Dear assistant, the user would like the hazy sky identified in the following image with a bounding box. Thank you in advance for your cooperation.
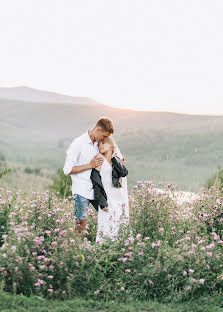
[1,0,223,115]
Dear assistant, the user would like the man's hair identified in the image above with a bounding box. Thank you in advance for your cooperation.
[95,117,114,134]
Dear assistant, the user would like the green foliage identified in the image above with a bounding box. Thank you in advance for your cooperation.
[0,153,11,179]
[0,153,6,161]
[1,292,223,312]
[206,167,223,191]
[48,169,72,198]
[24,167,43,176]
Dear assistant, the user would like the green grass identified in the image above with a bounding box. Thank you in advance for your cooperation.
[0,292,223,312]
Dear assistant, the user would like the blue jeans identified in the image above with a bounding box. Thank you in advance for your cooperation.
[74,194,90,220]
[74,194,99,220]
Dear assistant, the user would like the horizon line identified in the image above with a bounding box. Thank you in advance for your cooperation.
[0,84,223,117]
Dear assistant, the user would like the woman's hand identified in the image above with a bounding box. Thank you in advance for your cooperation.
[102,206,109,212]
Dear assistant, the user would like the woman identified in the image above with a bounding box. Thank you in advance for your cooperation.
[90,137,129,242]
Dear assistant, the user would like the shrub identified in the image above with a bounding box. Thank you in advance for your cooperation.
[24,167,43,176]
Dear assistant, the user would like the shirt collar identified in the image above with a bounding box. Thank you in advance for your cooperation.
[86,131,98,146]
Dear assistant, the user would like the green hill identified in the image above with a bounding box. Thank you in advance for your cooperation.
[1,87,223,191]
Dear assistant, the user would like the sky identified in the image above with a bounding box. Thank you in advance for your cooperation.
[0,0,223,115]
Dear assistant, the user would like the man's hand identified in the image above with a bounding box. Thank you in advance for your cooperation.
[89,154,104,169]
[121,158,127,166]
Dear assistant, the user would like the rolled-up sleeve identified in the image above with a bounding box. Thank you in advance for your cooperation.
[63,140,81,176]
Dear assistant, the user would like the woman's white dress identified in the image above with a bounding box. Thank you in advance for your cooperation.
[96,156,129,243]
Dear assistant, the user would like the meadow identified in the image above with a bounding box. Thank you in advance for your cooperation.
[0,181,223,311]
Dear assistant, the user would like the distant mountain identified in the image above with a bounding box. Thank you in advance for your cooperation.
[0,86,103,106]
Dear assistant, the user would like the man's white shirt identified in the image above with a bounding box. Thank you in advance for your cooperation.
[63,131,99,199]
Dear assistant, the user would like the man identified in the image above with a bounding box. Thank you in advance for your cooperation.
[63,117,114,233]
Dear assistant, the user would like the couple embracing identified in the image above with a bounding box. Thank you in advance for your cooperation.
[63,117,129,242]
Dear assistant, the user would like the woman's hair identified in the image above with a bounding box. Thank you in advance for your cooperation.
[105,136,116,154]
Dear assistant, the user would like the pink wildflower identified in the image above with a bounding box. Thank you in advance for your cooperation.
[11,246,16,253]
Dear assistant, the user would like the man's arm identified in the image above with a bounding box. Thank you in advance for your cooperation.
[63,139,104,176]
[68,156,103,175]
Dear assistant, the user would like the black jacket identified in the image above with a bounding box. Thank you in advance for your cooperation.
[111,156,128,188]
[90,156,128,210]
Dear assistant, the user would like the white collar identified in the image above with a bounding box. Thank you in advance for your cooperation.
[86,131,98,145]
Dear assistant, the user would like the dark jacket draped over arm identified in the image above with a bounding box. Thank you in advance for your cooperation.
[90,169,108,209]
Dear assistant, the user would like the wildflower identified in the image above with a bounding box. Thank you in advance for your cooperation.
[199,278,205,284]
[198,239,205,244]
[11,246,17,253]
[39,265,46,270]
[136,234,142,240]
[125,269,131,273]
[94,290,100,295]
[128,237,134,243]
[120,287,125,291]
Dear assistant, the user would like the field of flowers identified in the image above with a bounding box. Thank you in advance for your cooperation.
[0,181,223,306]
